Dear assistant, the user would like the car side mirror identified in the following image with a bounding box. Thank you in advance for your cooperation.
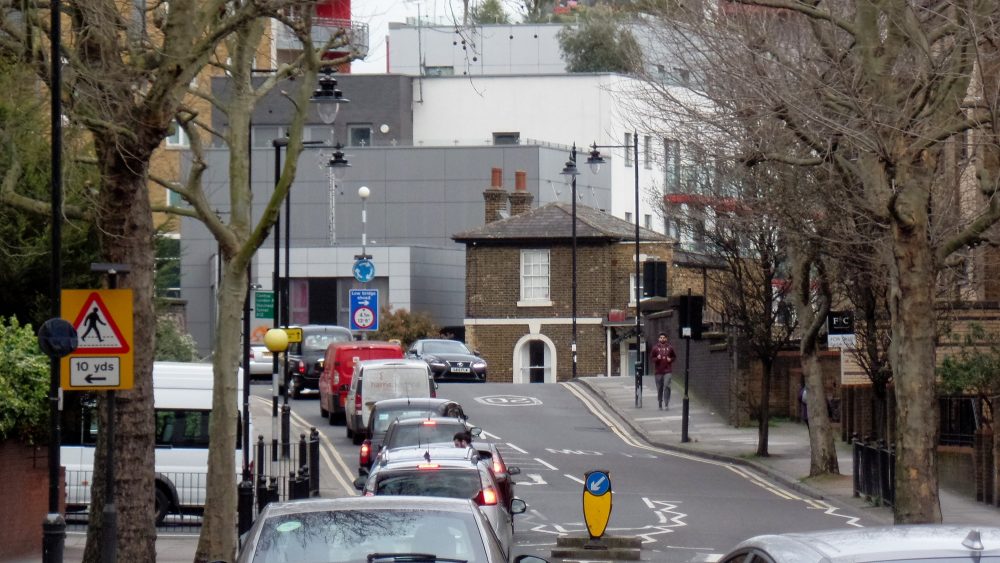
[510,498,527,515]
[352,475,368,490]
[474,350,481,356]
[470,426,482,437]
[513,556,548,563]
[508,466,521,476]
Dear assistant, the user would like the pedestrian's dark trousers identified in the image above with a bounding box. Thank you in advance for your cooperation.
[654,372,672,406]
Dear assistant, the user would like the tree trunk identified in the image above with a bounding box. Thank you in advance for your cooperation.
[888,170,942,524]
[195,262,246,562]
[82,152,157,562]
[803,351,839,475]
[757,358,771,457]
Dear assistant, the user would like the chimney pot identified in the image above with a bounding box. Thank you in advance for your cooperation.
[515,170,527,191]
[491,167,503,189]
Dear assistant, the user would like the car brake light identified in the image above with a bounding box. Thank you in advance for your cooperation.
[421,420,437,426]
[355,392,362,411]
[417,463,440,469]
[360,440,371,466]
[476,487,498,506]
[296,360,305,374]
[249,350,255,360]
[364,491,374,497]
[492,458,506,475]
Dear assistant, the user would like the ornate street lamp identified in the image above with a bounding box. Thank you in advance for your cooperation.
[560,145,580,380]
[586,132,643,407]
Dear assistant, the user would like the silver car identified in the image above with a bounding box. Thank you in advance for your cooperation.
[355,445,526,558]
[720,525,1000,562]
[248,345,274,379]
[238,496,545,563]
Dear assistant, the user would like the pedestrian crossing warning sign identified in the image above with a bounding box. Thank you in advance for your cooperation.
[70,291,130,353]
[61,289,134,390]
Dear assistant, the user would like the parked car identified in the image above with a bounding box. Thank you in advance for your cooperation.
[237,496,547,563]
[374,416,482,465]
[354,445,527,558]
[359,398,467,474]
[318,340,404,425]
[248,345,274,380]
[719,525,1000,563]
[408,338,488,382]
[344,359,437,445]
[284,324,352,399]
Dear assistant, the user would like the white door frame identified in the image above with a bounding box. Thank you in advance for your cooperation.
[512,333,557,384]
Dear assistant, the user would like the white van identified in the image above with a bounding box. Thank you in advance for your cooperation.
[60,362,248,525]
[344,359,436,445]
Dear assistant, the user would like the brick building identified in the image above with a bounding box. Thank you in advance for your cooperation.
[453,170,672,382]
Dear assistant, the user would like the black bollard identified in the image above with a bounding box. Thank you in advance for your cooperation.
[237,480,254,535]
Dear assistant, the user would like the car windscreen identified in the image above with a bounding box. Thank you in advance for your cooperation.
[251,508,489,563]
[303,331,351,353]
[375,470,483,500]
[373,409,439,434]
[423,340,470,354]
[386,422,467,448]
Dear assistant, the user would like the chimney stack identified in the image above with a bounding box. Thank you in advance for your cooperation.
[508,170,533,216]
[483,167,508,223]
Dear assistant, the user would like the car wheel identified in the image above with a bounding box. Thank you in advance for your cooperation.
[346,425,354,439]
[352,430,365,446]
[289,378,300,400]
[320,399,329,419]
[154,487,170,526]
[328,406,336,426]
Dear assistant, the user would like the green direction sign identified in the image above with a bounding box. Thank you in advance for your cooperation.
[255,291,274,319]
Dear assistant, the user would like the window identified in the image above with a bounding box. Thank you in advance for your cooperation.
[625,212,633,223]
[493,132,520,145]
[664,138,680,190]
[625,133,633,167]
[629,272,644,305]
[425,66,454,76]
[644,136,652,169]
[166,121,189,148]
[348,124,372,147]
[644,214,652,229]
[520,249,550,303]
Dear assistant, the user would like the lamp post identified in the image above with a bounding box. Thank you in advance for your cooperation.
[585,132,643,407]
[560,145,580,379]
[263,328,289,477]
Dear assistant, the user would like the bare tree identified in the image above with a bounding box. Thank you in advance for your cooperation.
[0,1,344,559]
[637,0,1000,522]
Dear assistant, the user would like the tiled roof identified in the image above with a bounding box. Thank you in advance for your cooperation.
[452,202,670,243]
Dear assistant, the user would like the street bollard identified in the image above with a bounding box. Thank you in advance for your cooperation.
[281,405,291,459]
[255,435,265,481]
[256,475,269,513]
[265,476,279,506]
[298,433,307,470]
[309,427,320,496]
[237,480,254,535]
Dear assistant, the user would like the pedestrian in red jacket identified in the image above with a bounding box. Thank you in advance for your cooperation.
[651,332,677,410]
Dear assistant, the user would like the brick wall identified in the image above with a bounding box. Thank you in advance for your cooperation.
[0,442,64,560]
[464,238,671,381]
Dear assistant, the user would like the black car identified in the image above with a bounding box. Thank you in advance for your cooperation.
[359,398,467,474]
[409,339,487,382]
[285,324,352,398]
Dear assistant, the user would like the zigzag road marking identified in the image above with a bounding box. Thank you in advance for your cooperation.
[561,382,862,525]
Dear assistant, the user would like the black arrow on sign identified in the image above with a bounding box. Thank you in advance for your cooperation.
[85,374,107,384]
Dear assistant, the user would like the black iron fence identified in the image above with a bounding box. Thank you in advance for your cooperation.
[64,428,321,533]
[852,434,895,507]
[939,395,983,447]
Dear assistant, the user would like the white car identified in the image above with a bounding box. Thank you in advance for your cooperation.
[720,525,1000,562]
[249,345,274,379]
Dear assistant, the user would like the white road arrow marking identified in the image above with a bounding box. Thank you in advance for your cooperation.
[517,473,548,486]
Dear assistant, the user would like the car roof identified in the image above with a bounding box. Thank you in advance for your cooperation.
[360,358,430,369]
[373,398,455,409]
[390,416,468,427]
[732,525,1000,562]
[381,445,479,464]
[260,496,478,518]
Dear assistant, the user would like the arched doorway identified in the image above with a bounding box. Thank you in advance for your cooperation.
[513,334,556,383]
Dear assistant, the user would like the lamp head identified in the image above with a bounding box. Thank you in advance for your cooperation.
[586,145,605,174]
[358,186,370,200]
[327,143,350,168]
[311,67,350,124]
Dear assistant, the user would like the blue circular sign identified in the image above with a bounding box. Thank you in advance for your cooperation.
[585,470,610,496]
[353,259,375,283]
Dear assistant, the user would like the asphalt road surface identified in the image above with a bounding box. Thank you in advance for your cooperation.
[257,381,877,562]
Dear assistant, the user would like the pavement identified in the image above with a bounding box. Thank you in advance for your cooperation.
[42,375,1000,562]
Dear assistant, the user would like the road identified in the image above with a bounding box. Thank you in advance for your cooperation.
[256,381,876,562]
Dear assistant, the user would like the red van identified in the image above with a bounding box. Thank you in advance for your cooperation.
[319,341,404,425]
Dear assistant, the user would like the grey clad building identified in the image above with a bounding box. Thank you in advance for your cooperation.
[181,74,611,355]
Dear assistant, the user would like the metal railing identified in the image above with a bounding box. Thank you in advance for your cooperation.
[939,395,981,447]
[852,435,895,507]
[274,16,369,57]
